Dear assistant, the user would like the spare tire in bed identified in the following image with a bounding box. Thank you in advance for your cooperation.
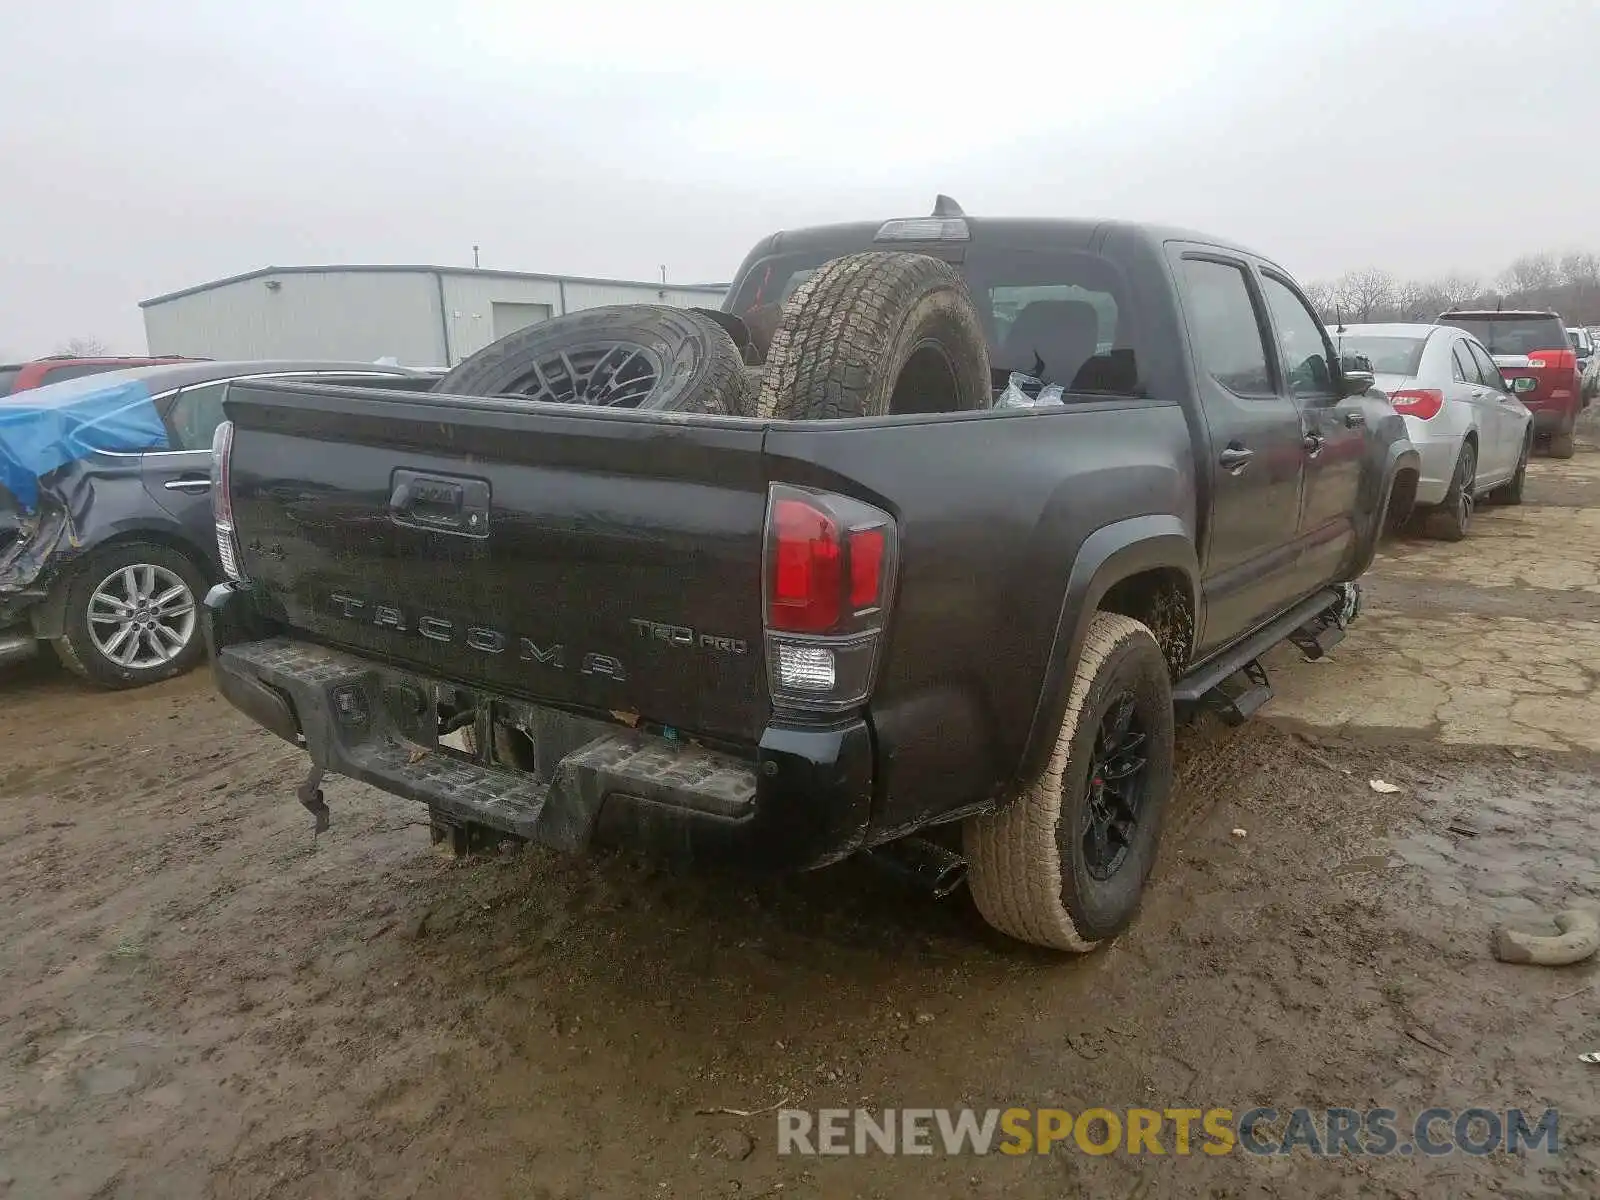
[434,305,745,414]
[755,252,991,420]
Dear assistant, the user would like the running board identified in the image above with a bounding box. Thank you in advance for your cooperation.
[1289,619,1345,660]
[1203,659,1273,726]
[1173,586,1343,714]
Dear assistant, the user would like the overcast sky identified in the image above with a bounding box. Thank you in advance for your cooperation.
[4,0,1597,357]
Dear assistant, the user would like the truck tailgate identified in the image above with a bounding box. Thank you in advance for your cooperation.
[222,381,771,741]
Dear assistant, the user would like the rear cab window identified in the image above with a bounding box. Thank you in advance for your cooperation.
[727,240,1144,398]
[1439,314,1568,356]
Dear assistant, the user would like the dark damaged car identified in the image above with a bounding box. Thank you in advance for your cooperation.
[0,361,435,687]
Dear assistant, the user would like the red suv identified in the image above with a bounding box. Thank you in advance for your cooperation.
[0,356,199,397]
[1436,310,1581,457]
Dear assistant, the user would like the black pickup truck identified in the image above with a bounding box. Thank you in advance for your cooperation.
[204,207,1419,951]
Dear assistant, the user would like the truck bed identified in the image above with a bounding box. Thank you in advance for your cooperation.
[216,378,1196,842]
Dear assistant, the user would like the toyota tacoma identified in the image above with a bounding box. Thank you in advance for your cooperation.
[202,204,1419,950]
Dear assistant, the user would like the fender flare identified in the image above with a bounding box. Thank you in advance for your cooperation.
[1016,514,1198,785]
[1344,441,1421,581]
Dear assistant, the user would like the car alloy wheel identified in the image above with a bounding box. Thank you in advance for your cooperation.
[1080,690,1151,881]
[87,563,197,669]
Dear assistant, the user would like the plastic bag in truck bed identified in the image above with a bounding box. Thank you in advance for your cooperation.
[0,378,168,509]
[995,371,1066,409]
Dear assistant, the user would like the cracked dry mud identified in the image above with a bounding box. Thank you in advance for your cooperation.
[2,441,1598,1199]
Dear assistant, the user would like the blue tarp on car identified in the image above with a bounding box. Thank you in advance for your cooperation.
[0,378,169,509]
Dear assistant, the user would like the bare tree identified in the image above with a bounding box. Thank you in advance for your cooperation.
[1559,252,1600,290]
[1433,273,1483,308]
[1303,280,1338,322]
[1390,279,1429,322]
[1498,253,1559,296]
[54,336,109,357]
[1334,268,1395,323]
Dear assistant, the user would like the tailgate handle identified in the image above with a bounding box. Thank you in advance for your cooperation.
[389,470,490,537]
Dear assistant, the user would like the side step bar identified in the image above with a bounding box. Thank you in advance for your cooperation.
[1288,611,1347,661]
[1174,586,1350,722]
[1204,659,1273,726]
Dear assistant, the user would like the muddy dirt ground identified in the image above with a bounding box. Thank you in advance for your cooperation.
[3,443,1599,1199]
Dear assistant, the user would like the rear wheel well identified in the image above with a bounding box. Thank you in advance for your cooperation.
[33,531,214,641]
[1387,466,1420,531]
[79,531,213,583]
[1097,567,1193,677]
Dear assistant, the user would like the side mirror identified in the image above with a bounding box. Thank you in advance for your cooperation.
[1341,369,1376,397]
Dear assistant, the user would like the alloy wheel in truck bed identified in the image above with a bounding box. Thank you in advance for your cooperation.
[434,305,749,415]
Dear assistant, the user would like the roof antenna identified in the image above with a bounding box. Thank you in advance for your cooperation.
[1334,305,1347,336]
[932,194,965,217]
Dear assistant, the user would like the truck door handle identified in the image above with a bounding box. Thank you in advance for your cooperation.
[1219,445,1254,473]
[163,476,211,493]
[1303,433,1325,458]
[1344,411,1366,427]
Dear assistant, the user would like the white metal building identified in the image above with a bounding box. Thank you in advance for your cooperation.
[139,266,729,367]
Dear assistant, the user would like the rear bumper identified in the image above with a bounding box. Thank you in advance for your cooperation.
[1401,423,1462,507]
[1528,406,1575,435]
[205,584,873,871]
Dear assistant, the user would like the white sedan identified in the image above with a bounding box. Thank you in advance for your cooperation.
[1336,323,1532,541]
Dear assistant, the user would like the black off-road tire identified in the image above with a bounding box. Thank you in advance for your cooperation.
[52,541,208,689]
[1424,440,1476,541]
[1546,429,1576,459]
[435,306,745,415]
[1487,434,1530,506]
[755,252,991,420]
[964,613,1175,951]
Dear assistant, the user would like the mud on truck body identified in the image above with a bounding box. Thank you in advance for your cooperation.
[204,200,1419,950]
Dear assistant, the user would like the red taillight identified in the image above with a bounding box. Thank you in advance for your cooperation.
[1389,388,1444,420]
[763,486,897,711]
[848,528,886,610]
[767,498,892,632]
[770,499,843,633]
[1527,348,1577,372]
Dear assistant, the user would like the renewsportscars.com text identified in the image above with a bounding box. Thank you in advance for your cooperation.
[777,1106,1560,1157]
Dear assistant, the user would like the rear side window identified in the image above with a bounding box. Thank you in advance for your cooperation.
[1180,259,1273,396]
[1466,341,1504,387]
[0,368,19,397]
[165,382,231,450]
